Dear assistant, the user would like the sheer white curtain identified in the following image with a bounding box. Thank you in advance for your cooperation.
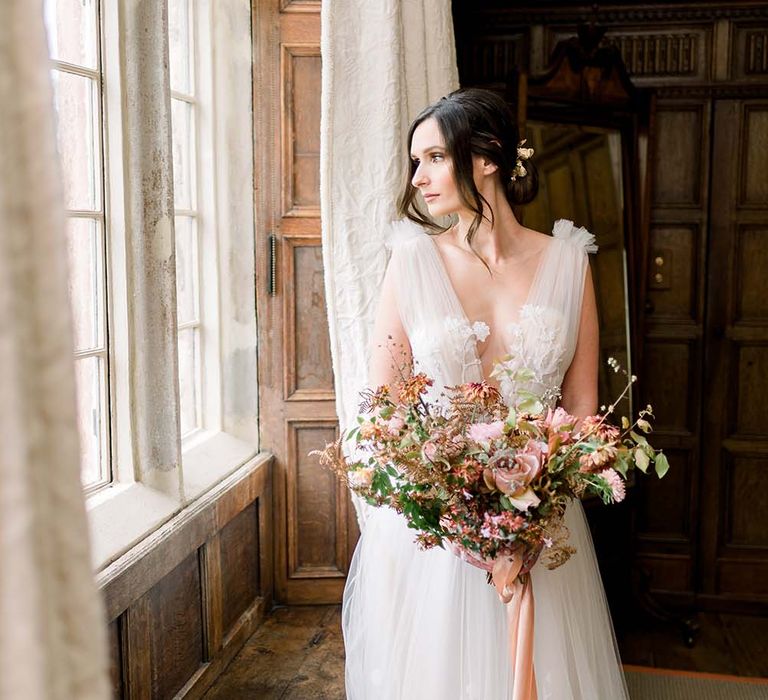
[0,2,109,698]
[320,0,458,527]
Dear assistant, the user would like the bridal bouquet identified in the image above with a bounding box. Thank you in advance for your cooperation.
[313,357,669,583]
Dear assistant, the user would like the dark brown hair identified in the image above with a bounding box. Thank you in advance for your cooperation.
[396,88,538,260]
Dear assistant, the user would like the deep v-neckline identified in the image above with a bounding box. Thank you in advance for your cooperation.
[427,226,555,340]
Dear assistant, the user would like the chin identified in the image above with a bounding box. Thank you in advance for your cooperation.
[425,200,456,218]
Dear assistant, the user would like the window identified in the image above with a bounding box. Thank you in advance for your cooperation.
[169,0,203,438]
[45,0,111,491]
[43,0,259,569]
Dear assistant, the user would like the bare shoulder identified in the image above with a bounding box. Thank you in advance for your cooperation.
[520,226,553,257]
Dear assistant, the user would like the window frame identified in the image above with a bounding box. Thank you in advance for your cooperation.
[47,0,114,495]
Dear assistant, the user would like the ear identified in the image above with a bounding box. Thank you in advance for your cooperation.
[481,157,498,176]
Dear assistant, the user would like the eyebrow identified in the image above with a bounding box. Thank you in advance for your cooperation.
[410,145,445,158]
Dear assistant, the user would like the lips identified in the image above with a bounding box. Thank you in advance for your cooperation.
[423,193,439,202]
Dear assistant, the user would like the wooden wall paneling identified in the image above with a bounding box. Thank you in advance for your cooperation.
[701,99,768,611]
[219,503,260,638]
[148,553,205,699]
[637,96,712,602]
[101,458,272,698]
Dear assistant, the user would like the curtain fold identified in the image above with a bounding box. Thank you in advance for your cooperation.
[0,2,110,698]
[320,0,459,527]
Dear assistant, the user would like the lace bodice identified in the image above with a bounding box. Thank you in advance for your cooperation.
[387,218,597,410]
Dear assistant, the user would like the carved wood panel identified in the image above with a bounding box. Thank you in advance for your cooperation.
[283,235,334,400]
[638,97,711,602]
[700,99,768,606]
[732,24,768,79]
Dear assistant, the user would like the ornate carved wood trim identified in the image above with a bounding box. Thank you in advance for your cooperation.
[459,3,768,30]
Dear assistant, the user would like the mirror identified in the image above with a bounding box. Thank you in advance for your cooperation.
[513,22,655,418]
[524,121,632,415]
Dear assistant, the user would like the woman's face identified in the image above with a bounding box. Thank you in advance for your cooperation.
[409,117,462,218]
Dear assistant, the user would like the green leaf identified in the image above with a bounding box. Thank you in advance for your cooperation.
[630,430,649,446]
[637,418,652,433]
[499,495,513,510]
[635,447,650,473]
[654,452,670,479]
[518,397,544,415]
[514,368,537,382]
[614,452,630,477]
[379,405,394,419]
[621,416,631,429]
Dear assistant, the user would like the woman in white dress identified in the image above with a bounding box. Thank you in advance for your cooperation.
[342,88,629,699]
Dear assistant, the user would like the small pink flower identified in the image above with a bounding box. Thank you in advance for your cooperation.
[422,440,438,462]
[385,415,405,435]
[548,407,577,433]
[598,468,626,502]
[467,420,505,443]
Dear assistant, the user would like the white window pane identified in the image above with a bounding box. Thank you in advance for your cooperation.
[171,98,195,210]
[178,328,199,436]
[44,0,98,69]
[75,355,108,487]
[52,69,100,210]
[66,217,104,351]
[175,216,198,325]
[168,0,192,94]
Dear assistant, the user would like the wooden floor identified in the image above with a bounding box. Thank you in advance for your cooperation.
[203,605,768,699]
[203,606,346,700]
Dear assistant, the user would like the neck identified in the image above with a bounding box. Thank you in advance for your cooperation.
[454,185,525,266]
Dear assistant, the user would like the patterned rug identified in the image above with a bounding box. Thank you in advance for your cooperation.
[624,665,768,699]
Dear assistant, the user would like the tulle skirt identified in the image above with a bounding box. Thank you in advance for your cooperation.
[342,500,629,699]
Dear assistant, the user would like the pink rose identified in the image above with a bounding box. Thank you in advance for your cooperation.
[549,407,577,432]
[489,448,542,511]
[468,420,505,443]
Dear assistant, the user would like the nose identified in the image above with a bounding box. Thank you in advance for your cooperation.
[411,162,428,189]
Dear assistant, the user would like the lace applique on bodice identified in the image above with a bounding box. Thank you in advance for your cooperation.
[492,304,568,409]
[387,217,596,410]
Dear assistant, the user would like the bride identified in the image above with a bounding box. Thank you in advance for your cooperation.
[342,88,629,699]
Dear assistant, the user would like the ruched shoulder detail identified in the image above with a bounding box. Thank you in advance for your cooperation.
[385,218,429,252]
[552,218,598,255]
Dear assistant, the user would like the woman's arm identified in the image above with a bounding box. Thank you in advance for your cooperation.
[560,264,599,420]
[367,258,412,398]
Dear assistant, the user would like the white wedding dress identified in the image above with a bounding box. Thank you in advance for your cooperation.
[342,218,630,699]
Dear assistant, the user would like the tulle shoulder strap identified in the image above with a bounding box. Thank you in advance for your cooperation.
[385,218,427,251]
[552,218,598,254]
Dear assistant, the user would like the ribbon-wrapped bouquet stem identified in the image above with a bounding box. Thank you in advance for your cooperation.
[313,356,668,699]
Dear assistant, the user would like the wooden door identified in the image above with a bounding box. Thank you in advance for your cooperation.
[254,0,359,604]
[699,99,768,612]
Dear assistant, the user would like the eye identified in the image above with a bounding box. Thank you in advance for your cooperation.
[430,153,443,163]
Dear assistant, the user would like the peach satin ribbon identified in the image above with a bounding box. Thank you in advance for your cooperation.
[492,555,538,700]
